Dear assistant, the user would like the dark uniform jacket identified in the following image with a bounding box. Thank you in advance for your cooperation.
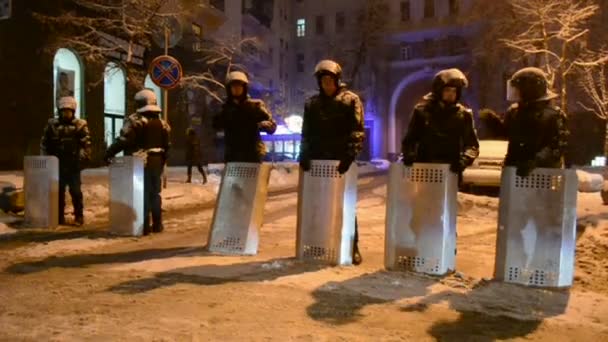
[106,113,171,167]
[186,131,202,165]
[41,117,92,171]
[401,94,479,170]
[503,102,568,168]
[213,98,276,163]
[300,87,365,161]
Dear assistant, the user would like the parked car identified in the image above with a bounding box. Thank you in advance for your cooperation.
[462,140,604,192]
[462,140,508,188]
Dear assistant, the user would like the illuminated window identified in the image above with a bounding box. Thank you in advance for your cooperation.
[53,48,83,118]
[0,0,11,19]
[104,63,125,115]
[104,62,126,148]
[296,18,306,37]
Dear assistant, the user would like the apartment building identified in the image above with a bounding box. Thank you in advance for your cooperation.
[289,0,478,159]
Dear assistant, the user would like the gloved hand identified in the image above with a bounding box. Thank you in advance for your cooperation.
[337,155,355,174]
[299,158,311,172]
[103,151,114,165]
[450,158,469,174]
[402,154,415,167]
[516,160,536,178]
[79,149,90,163]
[258,121,273,130]
[535,147,553,166]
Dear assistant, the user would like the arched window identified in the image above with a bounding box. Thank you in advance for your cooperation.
[53,48,83,118]
[145,75,163,110]
[104,62,126,148]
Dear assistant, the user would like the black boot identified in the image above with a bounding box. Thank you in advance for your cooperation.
[143,216,152,236]
[198,165,208,185]
[74,216,84,227]
[152,223,164,233]
[143,227,152,236]
[352,218,362,265]
[353,244,362,265]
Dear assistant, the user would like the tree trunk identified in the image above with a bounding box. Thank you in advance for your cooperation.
[604,120,608,161]
[561,73,568,112]
[603,120,608,205]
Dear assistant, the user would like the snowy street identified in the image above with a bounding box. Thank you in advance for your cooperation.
[0,167,607,341]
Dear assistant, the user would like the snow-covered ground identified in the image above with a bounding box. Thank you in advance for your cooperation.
[0,165,607,340]
[0,161,388,249]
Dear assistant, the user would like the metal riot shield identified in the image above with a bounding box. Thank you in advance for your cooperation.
[207,162,272,255]
[109,156,145,236]
[296,160,358,266]
[494,167,578,288]
[385,163,458,275]
[24,156,59,228]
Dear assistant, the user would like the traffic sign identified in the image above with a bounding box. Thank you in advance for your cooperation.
[149,55,183,90]
[152,17,183,49]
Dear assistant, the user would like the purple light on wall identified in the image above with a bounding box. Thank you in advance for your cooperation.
[364,99,382,159]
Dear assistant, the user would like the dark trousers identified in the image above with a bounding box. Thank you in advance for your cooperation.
[59,169,83,219]
[187,162,207,181]
[144,161,163,231]
[354,217,359,248]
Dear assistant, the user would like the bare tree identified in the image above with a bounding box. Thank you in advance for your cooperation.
[577,50,608,161]
[469,1,527,108]
[494,0,601,110]
[181,36,262,104]
[34,0,200,84]
[323,0,388,94]
[347,0,389,91]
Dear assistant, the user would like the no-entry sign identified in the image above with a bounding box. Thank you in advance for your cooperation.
[149,55,182,90]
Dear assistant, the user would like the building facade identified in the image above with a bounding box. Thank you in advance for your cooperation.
[5,0,597,168]
[287,0,479,160]
[0,0,282,169]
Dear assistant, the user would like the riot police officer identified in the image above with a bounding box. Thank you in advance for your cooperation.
[503,67,569,177]
[105,89,171,235]
[299,60,366,264]
[212,71,276,162]
[401,68,479,176]
[41,96,91,226]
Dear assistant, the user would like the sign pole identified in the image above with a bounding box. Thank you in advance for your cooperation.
[148,27,182,190]
[163,26,169,121]
[162,26,169,189]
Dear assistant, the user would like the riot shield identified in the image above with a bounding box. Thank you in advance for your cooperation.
[494,167,578,288]
[207,162,272,255]
[296,160,357,266]
[24,156,59,228]
[385,163,458,275]
[110,156,145,236]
